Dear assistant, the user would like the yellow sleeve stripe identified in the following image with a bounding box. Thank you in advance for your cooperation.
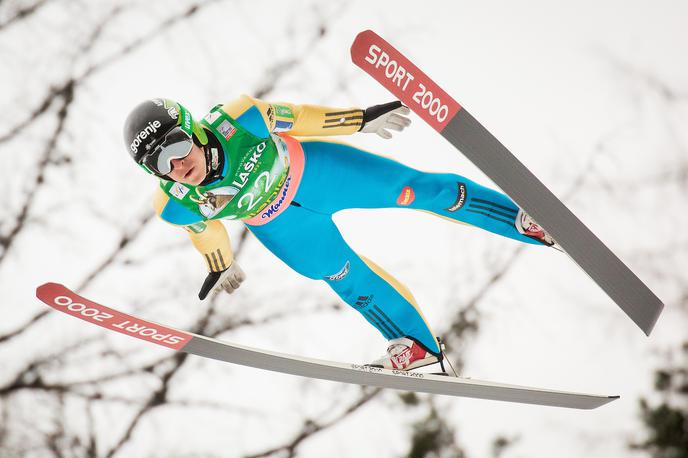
[322,110,364,129]
[322,122,362,129]
[324,109,363,116]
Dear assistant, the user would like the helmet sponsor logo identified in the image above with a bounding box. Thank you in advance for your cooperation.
[324,260,350,281]
[396,186,415,206]
[260,175,291,219]
[182,111,191,132]
[152,98,179,120]
[130,120,162,153]
[446,182,467,212]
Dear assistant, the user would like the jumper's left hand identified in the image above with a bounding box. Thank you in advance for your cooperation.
[198,262,246,300]
[360,101,411,139]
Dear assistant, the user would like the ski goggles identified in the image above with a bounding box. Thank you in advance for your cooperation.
[141,127,193,177]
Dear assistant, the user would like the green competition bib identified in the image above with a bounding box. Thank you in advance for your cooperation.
[159,106,289,221]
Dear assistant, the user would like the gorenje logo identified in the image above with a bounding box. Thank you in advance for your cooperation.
[130,120,162,153]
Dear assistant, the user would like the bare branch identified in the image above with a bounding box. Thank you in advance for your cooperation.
[0,0,49,32]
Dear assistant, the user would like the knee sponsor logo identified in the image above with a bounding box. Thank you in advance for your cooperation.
[324,260,350,281]
[354,295,374,310]
[446,182,467,212]
[396,186,415,206]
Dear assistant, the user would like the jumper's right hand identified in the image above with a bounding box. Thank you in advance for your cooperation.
[359,101,411,139]
[198,262,246,300]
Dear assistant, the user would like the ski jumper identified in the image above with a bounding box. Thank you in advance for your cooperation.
[152,95,544,355]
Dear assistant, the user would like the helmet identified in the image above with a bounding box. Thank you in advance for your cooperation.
[123,98,208,177]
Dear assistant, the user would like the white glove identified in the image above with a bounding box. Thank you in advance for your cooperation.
[198,262,246,300]
[360,101,411,139]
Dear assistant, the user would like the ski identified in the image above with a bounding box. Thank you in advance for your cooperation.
[350,30,663,335]
[36,283,617,409]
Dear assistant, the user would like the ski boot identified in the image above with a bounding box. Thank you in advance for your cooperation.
[516,209,556,246]
[367,337,444,371]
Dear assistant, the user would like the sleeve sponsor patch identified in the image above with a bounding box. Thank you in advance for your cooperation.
[274,120,294,132]
[184,221,208,233]
[274,104,294,120]
[218,120,237,140]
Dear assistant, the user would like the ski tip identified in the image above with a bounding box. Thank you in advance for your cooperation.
[353,29,375,41]
[36,282,63,297]
[350,29,377,60]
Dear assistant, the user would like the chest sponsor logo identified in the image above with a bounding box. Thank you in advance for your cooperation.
[218,120,237,140]
[170,182,190,200]
[446,182,467,212]
[396,186,415,206]
[260,175,291,220]
[190,186,240,218]
[324,260,350,281]
[231,141,266,190]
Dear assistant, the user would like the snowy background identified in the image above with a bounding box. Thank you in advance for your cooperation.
[1,0,687,457]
